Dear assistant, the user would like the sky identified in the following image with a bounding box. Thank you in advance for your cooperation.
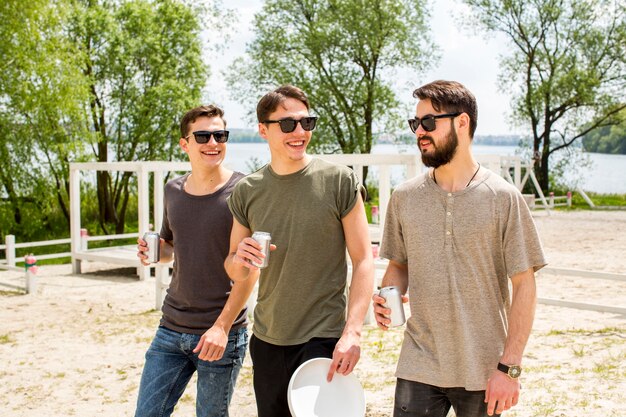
[205,0,518,136]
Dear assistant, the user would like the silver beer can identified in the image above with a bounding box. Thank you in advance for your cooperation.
[379,286,406,327]
[143,231,160,264]
[251,231,271,268]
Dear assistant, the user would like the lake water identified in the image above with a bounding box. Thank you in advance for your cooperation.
[223,143,626,194]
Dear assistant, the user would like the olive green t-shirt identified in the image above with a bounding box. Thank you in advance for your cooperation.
[228,158,363,345]
[381,168,546,390]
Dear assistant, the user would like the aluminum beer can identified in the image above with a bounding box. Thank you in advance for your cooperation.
[251,231,271,268]
[143,231,160,263]
[379,286,406,327]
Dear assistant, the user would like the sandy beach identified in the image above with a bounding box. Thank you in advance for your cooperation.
[1,210,625,416]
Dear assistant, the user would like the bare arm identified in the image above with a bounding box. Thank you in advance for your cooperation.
[373,260,409,329]
[223,219,263,282]
[193,275,258,361]
[485,267,537,416]
[327,193,374,381]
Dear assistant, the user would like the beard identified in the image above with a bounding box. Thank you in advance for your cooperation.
[419,125,459,168]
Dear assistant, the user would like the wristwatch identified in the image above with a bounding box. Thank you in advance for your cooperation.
[497,362,522,379]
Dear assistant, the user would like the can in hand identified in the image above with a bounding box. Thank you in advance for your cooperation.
[251,231,271,268]
[379,286,406,327]
[143,231,160,264]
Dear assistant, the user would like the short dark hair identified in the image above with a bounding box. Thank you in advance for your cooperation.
[179,105,226,138]
[413,80,478,138]
[256,84,310,123]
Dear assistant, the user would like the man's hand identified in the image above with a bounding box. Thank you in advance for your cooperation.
[136,237,151,266]
[193,326,228,362]
[485,369,520,415]
[232,237,276,270]
[326,331,361,382]
[372,292,409,330]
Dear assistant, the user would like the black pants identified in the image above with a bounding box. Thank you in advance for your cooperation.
[249,334,338,417]
[394,378,500,417]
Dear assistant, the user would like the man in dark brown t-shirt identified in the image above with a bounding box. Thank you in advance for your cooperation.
[134,105,256,417]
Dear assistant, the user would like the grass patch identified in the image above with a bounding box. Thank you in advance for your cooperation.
[544,327,624,336]
[0,334,13,344]
[553,191,626,210]
[0,289,25,297]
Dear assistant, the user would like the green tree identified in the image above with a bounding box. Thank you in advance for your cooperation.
[0,0,88,239]
[228,0,435,165]
[582,109,626,154]
[463,0,626,191]
[68,0,208,233]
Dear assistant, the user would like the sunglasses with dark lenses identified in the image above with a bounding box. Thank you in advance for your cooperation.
[186,130,230,144]
[407,112,461,133]
[263,116,318,133]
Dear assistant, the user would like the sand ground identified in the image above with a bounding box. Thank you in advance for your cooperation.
[1,210,625,416]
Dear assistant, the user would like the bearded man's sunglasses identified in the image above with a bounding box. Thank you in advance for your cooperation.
[186,130,230,144]
[263,116,318,133]
[408,112,460,133]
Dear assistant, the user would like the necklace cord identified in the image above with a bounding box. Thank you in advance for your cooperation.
[433,163,481,188]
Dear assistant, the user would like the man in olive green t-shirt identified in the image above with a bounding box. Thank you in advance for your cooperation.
[224,85,374,417]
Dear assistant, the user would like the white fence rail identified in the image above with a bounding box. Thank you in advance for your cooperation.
[3,154,536,305]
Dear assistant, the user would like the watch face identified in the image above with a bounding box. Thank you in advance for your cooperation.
[509,366,522,378]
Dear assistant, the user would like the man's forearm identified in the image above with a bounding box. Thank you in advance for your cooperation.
[344,258,374,333]
[158,240,174,263]
[213,275,258,332]
[380,260,409,294]
[224,253,257,282]
[501,269,537,364]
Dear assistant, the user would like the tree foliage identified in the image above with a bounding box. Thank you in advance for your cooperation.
[68,0,208,233]
[0,0,88,240]
[463,0,626,190]
[582,109,626,154]
[0,0,225,241]
[228,0,435,159]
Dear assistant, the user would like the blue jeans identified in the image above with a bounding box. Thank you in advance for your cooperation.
[135,326,247,417]
[394,378,500,417]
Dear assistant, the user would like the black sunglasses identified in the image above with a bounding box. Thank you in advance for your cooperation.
[186,130,229,144]
[263,116,318,133]
[408,112,460,133]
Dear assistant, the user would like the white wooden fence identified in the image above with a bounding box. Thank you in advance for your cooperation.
[2,153,538,308]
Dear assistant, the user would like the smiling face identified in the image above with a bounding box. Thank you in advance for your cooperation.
[258,97,312,173]
[415,99,460,168]
[179,115,227,172]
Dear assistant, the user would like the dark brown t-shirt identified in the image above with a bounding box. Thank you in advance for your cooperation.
[159,171,246,334]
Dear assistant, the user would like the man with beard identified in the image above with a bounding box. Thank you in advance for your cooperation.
[372,80,546,417]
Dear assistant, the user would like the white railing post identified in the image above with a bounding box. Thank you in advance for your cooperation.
[25,254,38,294]
[153,170,165,235]
[155,265,169,310]
[514,158,522,189]
[378,165,391,235]
[25,269,36,294]
[406,156,419,180]
[80,228,89,251]
[6,234,15,267]
[137,166,151,281]
[69,166,82,274]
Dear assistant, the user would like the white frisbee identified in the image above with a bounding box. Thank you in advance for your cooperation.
[287,357,366,417]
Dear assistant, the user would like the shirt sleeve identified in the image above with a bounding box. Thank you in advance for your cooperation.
[226,183,251,229]
[502,188,547,277]
[380,190,407,264]
[338,167,366,218]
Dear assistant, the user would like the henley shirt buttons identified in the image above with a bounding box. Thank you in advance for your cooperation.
[446,231,451,235]
[447,193,453,197]
[447,212,451,216]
